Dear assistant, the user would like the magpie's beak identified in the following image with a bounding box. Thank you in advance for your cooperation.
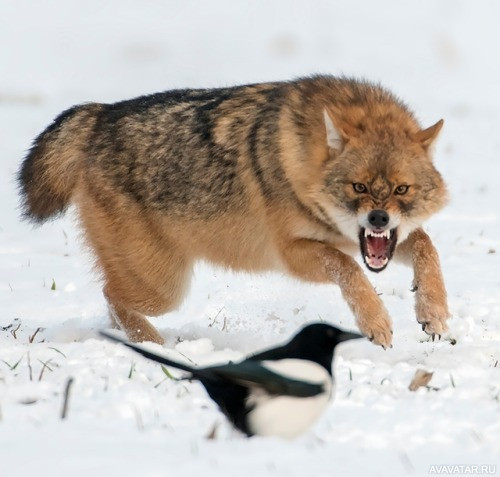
[337,330,364,343]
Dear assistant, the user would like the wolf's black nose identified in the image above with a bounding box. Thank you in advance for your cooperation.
[368,209,389,228]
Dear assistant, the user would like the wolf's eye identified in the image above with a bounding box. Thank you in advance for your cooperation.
[353,183,367,193]
[394,185,409,195]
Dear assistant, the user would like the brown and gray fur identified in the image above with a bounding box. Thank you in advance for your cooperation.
[18,75,450,347]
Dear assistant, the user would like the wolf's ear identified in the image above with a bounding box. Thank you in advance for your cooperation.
[323,109,344,152]
[413,119,444,149]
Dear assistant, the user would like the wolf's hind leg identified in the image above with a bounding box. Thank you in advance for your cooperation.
[102,251,192,344]
[105,294,165,344]
[77,183,192,344]
[100,244,192,344]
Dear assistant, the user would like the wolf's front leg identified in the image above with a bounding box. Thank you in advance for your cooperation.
[280,238,393,348]
[395,228,450,337]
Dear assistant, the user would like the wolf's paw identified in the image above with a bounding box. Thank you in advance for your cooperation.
[416,299,450,340]
[359,314,393,350]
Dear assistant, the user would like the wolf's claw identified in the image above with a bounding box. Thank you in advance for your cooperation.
[416,298,450,338]
[418,317,447,339]
[358,311,393,349]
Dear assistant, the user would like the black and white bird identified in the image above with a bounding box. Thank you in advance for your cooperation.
[100,323,362,439]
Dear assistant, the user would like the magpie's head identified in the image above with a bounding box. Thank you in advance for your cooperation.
[286,323,363,374]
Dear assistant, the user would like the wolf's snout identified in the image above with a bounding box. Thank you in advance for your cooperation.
[359,209,397,272]
[368,209,389,228]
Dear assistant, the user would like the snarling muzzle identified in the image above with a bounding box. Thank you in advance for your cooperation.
[359,210,398,272]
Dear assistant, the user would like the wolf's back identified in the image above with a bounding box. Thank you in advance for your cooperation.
[18,103,101,223]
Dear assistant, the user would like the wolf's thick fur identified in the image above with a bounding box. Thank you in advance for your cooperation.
[19,76,450,347]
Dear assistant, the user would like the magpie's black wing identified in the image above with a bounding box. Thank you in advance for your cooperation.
[206,361,324,398]
[100,330,195,374]
[249,344,291,362]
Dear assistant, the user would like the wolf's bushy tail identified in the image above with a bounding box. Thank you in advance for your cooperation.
[18,103,102,223]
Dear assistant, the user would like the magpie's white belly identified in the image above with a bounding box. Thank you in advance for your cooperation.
[246,359,333,439]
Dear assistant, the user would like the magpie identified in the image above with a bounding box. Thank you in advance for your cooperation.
[100,323,362,439]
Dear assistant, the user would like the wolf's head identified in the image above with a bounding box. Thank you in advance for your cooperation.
[315,88,447,273]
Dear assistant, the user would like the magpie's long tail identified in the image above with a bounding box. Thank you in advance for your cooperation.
[100,330,196,374]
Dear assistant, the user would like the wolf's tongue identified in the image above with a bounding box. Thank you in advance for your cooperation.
[367,236,388,257]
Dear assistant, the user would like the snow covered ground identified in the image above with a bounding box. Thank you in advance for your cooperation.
[1,1,499,476]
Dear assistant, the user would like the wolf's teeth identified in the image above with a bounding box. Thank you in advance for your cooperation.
[364,229,392,239]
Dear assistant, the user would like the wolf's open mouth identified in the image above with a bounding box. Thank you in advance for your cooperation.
[359,227,398,272]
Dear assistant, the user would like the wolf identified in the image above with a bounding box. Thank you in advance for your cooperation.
[18,75,450,348]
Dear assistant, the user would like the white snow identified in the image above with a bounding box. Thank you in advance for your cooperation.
[1,1,499,476]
